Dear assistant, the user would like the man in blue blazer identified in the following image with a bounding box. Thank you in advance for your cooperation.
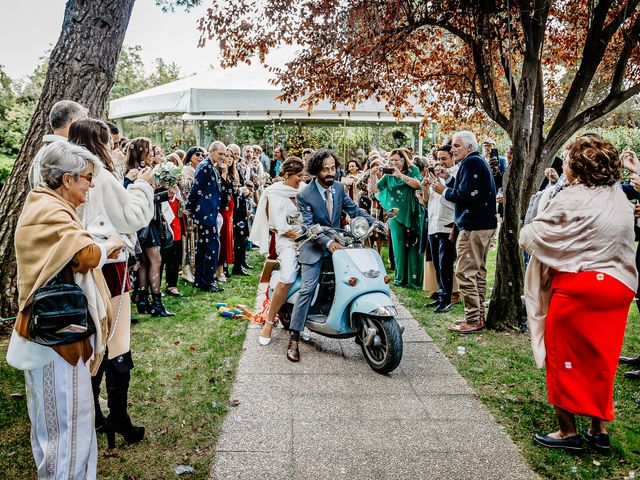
[187,141,225,292]
[287,150,374,362]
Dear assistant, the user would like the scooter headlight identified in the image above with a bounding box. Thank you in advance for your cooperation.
[351,217,369,238]
[369,305,398,317]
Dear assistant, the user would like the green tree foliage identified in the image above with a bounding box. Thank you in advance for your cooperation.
[0,46,182,155]
[0,59,48,156]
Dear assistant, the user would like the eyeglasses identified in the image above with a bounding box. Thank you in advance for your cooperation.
[78,174,94,183]
[194,152,203,157]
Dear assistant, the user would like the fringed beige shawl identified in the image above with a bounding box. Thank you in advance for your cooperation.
[519,183,637,368]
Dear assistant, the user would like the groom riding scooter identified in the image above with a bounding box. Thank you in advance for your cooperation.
[287,150,375,362]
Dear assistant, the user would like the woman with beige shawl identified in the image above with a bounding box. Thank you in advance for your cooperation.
[6,142,123,479]
[520,134,637,454]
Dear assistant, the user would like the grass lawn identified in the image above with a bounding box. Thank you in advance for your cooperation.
[393,247,640,480]
[0,251,261,480]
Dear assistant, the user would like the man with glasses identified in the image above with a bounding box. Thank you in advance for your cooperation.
[187,141,225,292]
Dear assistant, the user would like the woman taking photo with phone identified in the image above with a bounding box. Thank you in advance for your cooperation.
[372,148,424,289]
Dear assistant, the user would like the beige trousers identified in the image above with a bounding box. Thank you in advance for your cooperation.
[455,229,495,324]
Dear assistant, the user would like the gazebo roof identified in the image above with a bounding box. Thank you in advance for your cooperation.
[108,47,424,123]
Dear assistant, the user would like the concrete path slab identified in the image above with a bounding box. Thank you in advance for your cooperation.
[210,285,538,480]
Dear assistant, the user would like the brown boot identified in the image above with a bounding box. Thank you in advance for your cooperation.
[451,292,462,304]
[287,331,300,362]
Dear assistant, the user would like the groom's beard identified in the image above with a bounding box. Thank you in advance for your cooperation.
[319,176,335,187]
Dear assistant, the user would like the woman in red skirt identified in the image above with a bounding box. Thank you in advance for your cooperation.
[520,134,637,453]
[216,146,237,280]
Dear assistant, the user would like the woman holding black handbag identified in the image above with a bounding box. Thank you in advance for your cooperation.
[6,141,123,478]
[69,120,155,449]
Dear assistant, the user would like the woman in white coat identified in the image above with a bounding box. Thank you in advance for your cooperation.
[249,157,305,345]
[69,118,154,448]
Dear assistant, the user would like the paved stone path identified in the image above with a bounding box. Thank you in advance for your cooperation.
[210,285,538,480]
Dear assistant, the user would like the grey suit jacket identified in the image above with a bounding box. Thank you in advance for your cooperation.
[297,179,375,265]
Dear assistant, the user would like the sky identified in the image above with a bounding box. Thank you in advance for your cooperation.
[0,0,222,80]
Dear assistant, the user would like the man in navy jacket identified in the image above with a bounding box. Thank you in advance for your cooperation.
[187,141,225,292]
[431,131,496,333]
[287,150,374,362]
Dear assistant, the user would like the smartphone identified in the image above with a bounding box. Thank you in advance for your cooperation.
[382,167,394,174]
[427,166,435,174]
[490,148,499,160]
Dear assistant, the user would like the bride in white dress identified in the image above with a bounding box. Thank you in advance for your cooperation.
[249,157,305,345]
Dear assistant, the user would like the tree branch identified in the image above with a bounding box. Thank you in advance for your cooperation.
[546,83,640,157]
[549,0,640,138]
[611,13,640,94]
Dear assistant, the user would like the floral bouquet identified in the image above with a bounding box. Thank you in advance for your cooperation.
[152,162,182,187]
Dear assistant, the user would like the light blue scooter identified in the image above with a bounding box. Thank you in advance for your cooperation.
[268,214,404,374]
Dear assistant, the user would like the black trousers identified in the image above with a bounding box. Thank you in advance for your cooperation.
[232,232,248,272]
[428,232,457,304]
[162,238,183,288]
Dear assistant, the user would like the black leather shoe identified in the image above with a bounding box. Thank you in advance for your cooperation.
[583,429,610,454]
[620,356,640,367]
[424,299,441,308]
[287,332,300,362]
[624,370,640,380]
[202,283,224,293]
[434,303,452,313]
[534,433,583,452]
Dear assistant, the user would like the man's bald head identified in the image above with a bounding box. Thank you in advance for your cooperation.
[209,141,226,164]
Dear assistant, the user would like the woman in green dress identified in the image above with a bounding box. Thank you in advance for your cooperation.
[372,148,424,289]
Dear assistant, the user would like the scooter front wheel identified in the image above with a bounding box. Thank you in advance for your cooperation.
[358,315,403,374]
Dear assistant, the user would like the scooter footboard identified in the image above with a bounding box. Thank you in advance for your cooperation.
[350,292,398,319]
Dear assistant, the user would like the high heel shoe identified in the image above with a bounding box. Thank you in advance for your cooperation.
[104,355,145,449]
[135,289,151,314]
[104,415,145,449]
[149,293,175,317]
[259,320,275,346]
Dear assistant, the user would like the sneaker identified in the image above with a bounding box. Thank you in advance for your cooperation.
[424,299,441,308]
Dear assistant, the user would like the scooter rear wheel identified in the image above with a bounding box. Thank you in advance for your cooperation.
[358,315,403,374]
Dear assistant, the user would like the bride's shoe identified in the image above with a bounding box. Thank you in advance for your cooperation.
[258,320,275,346]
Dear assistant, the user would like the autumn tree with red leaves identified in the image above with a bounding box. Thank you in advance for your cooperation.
[199,0,640,330]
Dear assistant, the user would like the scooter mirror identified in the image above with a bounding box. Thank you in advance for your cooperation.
[286,212,303,225]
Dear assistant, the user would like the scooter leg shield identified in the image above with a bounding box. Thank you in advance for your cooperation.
[350,292,398,319]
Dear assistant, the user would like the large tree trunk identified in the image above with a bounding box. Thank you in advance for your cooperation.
[0,0,135,317]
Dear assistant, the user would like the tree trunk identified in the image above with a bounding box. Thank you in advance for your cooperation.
[0,0,135,317]
[486,147,527,330]
[487,135,547,330]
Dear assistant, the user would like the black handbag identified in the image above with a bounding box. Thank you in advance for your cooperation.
[29,263,95,346]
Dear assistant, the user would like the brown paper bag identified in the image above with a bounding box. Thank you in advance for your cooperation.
[423,258,440,292]
[259,259,280,283]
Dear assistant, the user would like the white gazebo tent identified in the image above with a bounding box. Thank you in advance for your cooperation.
[109,48,428,154]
